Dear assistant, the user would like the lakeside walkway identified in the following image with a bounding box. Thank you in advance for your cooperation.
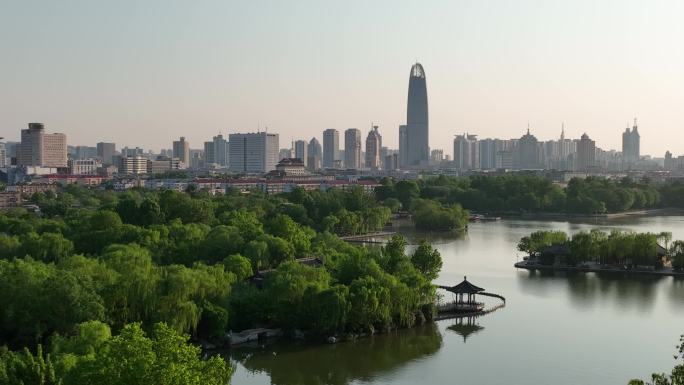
[515,261,684,277]
[434,302,506,321]
[340,232,396,243]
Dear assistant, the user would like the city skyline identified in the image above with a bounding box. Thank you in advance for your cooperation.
[2,1,684,156]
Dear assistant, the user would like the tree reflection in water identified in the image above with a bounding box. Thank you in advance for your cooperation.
[516,270,684,312]
[233,323,442,385]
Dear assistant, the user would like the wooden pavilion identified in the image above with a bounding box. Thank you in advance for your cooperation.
[437,276,486,313]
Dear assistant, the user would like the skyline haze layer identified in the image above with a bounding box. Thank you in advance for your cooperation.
[2,0,683,156]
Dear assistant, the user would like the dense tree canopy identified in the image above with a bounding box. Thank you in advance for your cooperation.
[0,184,445,384]
[519,229,670,268]
[375,174,667,215]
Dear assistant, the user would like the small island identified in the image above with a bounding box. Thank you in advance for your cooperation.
[514,229,684,276]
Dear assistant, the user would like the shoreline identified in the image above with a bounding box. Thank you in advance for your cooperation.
[514,261,684,277]
[487,207,684,220]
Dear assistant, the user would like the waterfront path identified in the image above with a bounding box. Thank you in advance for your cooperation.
[340,232,396,243]
[515,261,684,277]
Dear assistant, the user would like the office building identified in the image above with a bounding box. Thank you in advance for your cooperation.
[18,123,67,168]
[119,156,148,175]
[172,136,190,168]
[307,137,322,170]
[344,128,362,169]
[203,141,215,167]
[323,129,339,168]
[147,155,181,174]
[74,146,97,160]
[294,140,308,167]
[68,158,101,175]
[400,63,429,168]
[365,125,382,170]
[229,132,279,173]
[96,142,116,165]
[204,134,229,168]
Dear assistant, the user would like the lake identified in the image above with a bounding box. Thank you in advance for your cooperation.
[231,215,684,385]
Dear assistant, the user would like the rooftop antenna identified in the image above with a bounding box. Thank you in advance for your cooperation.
[527,122,530,134]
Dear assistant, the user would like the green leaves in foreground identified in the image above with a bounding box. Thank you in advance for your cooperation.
[629,335,684,385]
[0,322,233,385]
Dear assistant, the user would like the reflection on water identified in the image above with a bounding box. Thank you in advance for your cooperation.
[446,317,484,343]
[234,324,442,385]
[515,270,676,312]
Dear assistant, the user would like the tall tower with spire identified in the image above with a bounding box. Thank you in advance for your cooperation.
[560,122,565,141]
[400,62,429,168]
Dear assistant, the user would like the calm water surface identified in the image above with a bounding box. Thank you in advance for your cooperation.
[231,216,684,385]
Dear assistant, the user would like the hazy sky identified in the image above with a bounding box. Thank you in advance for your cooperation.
[2,0,683,156]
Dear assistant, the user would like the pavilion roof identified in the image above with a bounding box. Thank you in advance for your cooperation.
[439,276,485,294]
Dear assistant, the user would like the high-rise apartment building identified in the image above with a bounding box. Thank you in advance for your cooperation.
[400,63,429,168]
[323,129,339,168]
[622,119,640,168]
[576,133,596,171]
[0,141,6,168]
[430,149,443,164]
[188,149,203,169]
[18,123,67,168]
[229,132,279,173]
[665,151,673,171]
[385,152,399,171]
[307,137,322,170]
[203,141,215,167]
[365,126,382,170]
[96,142,116,165]
[294,140,308,167]
[344,128,362,169]
[478,138,505,170]
[453,134,479,170]
[398,125,408,168]
[172,136,190,168]
[204,134,228,167]
[515,129,541,169]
